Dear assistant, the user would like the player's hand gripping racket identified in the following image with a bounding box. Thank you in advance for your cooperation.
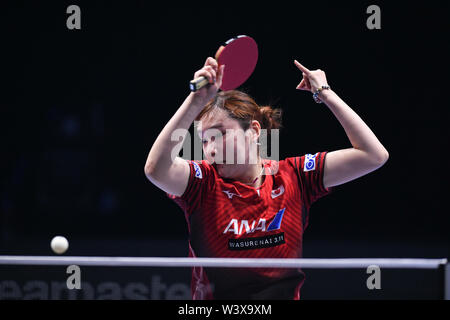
[189,35,258,92]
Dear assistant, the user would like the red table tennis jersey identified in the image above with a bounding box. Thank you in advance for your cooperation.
[167,152,333,299]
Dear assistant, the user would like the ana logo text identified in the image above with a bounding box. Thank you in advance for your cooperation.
[223,208,285,235]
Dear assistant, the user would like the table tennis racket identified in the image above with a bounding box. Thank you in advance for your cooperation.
[189,35,258,92]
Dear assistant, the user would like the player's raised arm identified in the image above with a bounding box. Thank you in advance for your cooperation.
[144,58,224,196]
[294,60,389,189]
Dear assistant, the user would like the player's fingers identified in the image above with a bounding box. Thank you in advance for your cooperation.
[294,60,311,75]
[203,65,217,83]
[296,79,305,90]
[216,64,225,86]
[296,79,308,90]
[305,77,312,90]
[205,57,219,70]
[296,77,312,91]
[194,69,214,84]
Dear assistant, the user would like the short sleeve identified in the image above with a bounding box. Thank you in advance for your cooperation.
[166,160,214,216]
[287,151,333,209]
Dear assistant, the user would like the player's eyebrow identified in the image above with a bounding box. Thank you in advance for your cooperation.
[200,123,224,138]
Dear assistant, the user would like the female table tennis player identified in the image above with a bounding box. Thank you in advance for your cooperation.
[144,57,389,299]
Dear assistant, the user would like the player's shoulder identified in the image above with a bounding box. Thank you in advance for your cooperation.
[273,157,298,170]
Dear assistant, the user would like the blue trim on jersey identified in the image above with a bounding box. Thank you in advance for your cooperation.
[267,208,285,231]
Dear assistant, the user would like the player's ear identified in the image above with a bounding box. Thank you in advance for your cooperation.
[249,120,261,142]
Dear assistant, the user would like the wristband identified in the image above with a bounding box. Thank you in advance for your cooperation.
[313,85,331,104]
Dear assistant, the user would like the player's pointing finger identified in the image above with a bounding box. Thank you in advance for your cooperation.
[294,60,311,75]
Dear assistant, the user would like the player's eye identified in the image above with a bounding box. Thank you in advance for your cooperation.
[202,131,225,145]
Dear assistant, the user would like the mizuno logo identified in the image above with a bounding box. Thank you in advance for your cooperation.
[222,190,242,199]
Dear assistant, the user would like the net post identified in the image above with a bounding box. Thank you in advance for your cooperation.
[437,261,449,300]
[445,262,449,300]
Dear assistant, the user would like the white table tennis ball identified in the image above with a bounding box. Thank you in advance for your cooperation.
[51,236,69,254]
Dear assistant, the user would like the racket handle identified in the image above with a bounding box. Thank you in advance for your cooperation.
[189,76,210,92]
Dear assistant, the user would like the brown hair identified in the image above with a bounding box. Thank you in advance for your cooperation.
[195,90,283,134]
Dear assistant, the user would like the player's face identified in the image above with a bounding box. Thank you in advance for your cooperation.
[198,110,258,179]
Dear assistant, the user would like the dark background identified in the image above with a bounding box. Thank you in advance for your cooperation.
[1,1,449,299]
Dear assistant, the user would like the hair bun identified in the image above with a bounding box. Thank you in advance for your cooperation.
[259,106,283,131]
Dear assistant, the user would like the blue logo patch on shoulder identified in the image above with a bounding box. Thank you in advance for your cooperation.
[192,161,202,179]
[304,153,318,172]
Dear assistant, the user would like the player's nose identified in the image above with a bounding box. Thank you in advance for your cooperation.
[204,144,217,162]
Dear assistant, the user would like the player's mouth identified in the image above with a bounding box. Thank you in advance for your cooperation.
[215,160,228,165]
[215,162,231,170]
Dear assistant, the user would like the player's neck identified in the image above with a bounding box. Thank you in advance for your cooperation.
[239,159,264,188]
